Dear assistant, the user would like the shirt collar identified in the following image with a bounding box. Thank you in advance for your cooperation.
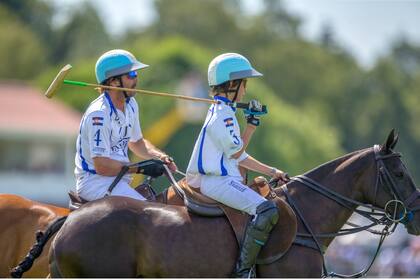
[214,95,236,112]
[104,91,117,116]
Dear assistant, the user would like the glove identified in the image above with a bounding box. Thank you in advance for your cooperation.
[244,99,267,127]
[249,99,263,112]
[159,155,174,164]
[243,99,268,116]
[135,159,165,178]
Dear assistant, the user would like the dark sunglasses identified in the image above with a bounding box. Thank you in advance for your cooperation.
[126,70,138,79]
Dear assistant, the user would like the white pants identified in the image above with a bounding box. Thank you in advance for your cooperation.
[188,175,266,215]
[76,172,146,201]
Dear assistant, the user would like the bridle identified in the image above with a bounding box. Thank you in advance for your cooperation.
[373,145,420,222]
[269,145,420,278]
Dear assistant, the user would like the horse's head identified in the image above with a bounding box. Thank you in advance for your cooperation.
[366,129,420,235]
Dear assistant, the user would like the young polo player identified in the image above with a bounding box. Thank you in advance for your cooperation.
[186,53,289,278]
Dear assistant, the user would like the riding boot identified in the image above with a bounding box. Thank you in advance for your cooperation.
[232,201,279,278]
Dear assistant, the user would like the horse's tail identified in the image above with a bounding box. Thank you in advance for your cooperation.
[10,216,68,278]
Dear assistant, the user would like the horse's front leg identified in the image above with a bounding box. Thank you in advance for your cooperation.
[258,245,323,278]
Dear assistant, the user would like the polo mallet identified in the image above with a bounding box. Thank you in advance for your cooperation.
[44,64,267,112]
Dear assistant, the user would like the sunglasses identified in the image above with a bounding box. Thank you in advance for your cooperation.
[126,70,138,79]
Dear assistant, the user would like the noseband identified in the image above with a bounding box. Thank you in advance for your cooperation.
[273,145,419,278]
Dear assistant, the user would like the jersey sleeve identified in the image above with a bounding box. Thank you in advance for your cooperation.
[86,111,111,158]
[129,100,143,142]
[209,115,243,158]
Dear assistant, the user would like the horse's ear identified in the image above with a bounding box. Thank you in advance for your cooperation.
[382,129,398,152]
[390,130,399,150]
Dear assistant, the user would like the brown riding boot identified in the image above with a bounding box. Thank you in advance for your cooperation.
[232,201,279,278]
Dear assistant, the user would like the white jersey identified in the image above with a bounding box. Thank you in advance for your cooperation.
[187,96,248,180]
[75,92,143,176]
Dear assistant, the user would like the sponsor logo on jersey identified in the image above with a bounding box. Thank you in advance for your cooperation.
[229,180,246,192]
[111,137,130,156]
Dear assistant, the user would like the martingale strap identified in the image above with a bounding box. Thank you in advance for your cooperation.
[280,182,394,278]
[281,185,329,275]
[275,144,418,278]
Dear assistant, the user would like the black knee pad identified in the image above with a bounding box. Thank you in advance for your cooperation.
[253,201,279,232]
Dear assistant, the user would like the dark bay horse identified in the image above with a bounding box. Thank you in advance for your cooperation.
[48,130,420,277]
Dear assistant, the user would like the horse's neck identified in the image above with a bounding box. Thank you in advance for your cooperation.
[287,148,374,247]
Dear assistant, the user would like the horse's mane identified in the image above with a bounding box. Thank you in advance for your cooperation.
[303,147,372,177]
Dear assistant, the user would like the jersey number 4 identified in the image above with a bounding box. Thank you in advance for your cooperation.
[94,129,102,146]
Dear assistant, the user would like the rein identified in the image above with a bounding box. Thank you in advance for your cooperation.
[272,145,419,278]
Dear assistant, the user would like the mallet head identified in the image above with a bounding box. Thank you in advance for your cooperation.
[44,64,72,98]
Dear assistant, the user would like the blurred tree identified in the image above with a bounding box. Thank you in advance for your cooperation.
[390,38,420,78]
[51,2,112,64]
[145,0,241,51]
[344,40,420,181]
[254,40,359,113]
[260,0,301,39]
[319,22,342,52]
[0,0,54,44]
[0,0,112,77]
[136,0,302,54]
[0,5,47,79]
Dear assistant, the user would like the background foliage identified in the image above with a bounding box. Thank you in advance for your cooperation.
[1,0,419,182]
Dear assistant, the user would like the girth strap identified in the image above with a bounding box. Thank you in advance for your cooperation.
[293,237,327,254]
[280,185,329,275]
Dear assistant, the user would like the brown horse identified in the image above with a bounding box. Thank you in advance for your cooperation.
[47,130,420,277]
[0,183,185,278]
[0,195,69,277]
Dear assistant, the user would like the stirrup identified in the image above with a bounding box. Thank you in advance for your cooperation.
[232,265,256,278]
[247,266,256,278]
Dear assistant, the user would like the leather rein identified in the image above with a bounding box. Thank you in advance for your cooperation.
[271,145,420,278]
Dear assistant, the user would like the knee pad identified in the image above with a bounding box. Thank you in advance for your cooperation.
[253,200,279,233]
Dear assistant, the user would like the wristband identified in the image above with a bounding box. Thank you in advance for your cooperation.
[270,168,278,177]
[246,115,260,126]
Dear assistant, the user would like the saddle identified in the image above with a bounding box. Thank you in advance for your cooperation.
[68,180,157,211]
[68,191,89,211]
[172,176,276,247]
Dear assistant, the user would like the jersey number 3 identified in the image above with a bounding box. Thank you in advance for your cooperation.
[94,129,102,146]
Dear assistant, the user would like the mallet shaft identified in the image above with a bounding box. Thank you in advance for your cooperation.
[45,65,268,112]
[63,79,217,105]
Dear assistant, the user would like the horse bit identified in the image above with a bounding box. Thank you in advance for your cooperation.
[270,145,420,278]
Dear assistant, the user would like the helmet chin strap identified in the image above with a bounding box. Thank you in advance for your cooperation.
[117,76,130,100]
[228,80,242,103]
